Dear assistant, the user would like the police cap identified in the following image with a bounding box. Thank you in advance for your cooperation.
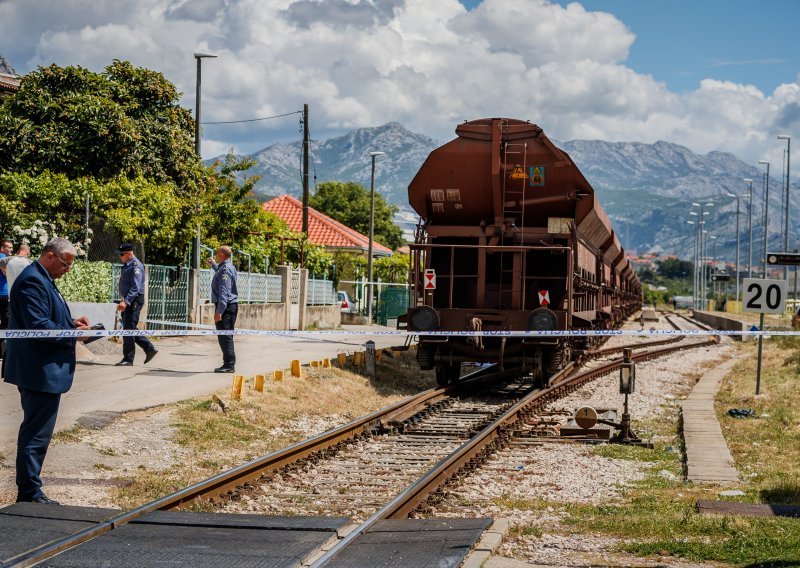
[114,243,134,255]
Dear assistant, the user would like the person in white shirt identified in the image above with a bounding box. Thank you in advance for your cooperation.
[0,244,33,291]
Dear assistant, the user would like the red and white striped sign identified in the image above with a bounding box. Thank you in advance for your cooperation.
[538,290,550,306]
[424,269,437,290]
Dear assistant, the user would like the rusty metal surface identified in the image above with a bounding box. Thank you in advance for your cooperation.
[408,118,600,229]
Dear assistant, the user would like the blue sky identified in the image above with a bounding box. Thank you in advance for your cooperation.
[1,0,798,167]
[532,0,798,94]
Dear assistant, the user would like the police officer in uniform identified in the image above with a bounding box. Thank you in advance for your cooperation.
[115,243,158,366]
[207,245,238,373]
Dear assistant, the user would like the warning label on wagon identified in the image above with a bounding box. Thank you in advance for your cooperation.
[529,166,545,186]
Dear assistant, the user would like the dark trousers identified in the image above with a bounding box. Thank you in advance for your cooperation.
[215,302,238,368]
[16,388,61,502]
[121,296,155,363]
[0,295,8,358]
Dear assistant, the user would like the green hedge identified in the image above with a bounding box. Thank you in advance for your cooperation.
[56,260,113,303]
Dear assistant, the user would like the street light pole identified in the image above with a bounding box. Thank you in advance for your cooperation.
[710,235,718,304]
[194,51,218,157]
[726,193,741,304]
[743,178,754,278]
[778,135,792,290]
[366,151,385,324]
[759,160,770,277]
[688,220,697,307]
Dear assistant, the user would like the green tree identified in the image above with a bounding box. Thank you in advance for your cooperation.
[656,258,693,279]
[0,61,332,270]
[310,181,404,250]
[0,61,202,189]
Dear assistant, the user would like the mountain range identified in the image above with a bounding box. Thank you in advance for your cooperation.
[210,122,797,264]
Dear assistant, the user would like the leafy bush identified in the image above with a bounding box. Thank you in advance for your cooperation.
[56,260,113,303]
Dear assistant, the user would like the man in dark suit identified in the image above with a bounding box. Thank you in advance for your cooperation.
[3,238,90,504]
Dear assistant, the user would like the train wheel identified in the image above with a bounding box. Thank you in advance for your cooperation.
[435,362,460,386]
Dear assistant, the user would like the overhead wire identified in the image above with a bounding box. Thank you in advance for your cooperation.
[202,110,302,125]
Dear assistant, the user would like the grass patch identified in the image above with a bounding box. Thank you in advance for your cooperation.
[52,424,90,444]
[546,337,800,566]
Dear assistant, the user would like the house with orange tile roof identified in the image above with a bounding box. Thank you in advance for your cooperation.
[262,194,393,257]
[0,55,19,102]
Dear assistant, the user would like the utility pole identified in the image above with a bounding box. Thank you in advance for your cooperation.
[302,103,309,239]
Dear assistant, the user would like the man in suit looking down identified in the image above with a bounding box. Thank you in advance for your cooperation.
[3,237,91,505]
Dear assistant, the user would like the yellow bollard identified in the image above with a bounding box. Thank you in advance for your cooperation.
[273,369,284,381]
[310,360,319,368]
[353,351,363,366]
[375,349,382,362]
[254,374,265,393]
[322,358,330,368]
[337,353,347,367]
[231,375,244,401]
[291,360,301,377]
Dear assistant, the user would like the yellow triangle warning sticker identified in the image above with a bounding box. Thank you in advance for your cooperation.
[510,166,528,179]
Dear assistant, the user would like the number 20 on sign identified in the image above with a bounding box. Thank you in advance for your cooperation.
[742,278,786,314]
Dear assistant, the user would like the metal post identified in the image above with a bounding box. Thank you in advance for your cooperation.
[194,57,202,156]
[733,196,740,303]
[779,135,791,281]
[723,191,743,305]
[366,151,385,324]
[194,51,218,157]
[84,192,90,256]
[744,178,753,278]
[302,103,309,236]
[755,312,765,395]
[760,161,770,278]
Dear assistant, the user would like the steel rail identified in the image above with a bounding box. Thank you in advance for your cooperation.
[312,336,717,567]
[1,366,500,568]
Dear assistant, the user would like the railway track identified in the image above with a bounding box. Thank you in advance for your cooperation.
[2,315,719,568]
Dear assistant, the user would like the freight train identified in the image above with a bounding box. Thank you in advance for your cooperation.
[398,118,641,385]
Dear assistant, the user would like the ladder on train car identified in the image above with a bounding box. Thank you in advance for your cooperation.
[497,135,528,309]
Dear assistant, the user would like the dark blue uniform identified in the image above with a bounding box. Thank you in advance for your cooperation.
[119,256,156,363]
[211,259,238,370]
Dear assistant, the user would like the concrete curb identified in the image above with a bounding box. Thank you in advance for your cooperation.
[461,518,510,568]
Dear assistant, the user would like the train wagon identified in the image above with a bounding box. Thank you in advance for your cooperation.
[399,118,641,385]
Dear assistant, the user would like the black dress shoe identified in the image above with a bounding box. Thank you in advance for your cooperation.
[31,495,60,505]
[115,360,133,366]
[144,349,158,364]
[214,366,235,373]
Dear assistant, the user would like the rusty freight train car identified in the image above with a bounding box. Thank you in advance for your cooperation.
[400,118,641,385]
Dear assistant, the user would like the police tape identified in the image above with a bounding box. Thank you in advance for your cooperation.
[0,328,798,339]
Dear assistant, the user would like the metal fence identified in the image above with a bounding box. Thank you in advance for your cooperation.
[340,280,409,323]
[112,264,189,330]
[197,269,282,303]
[307,278,337,305]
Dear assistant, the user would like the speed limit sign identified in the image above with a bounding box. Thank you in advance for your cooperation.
[742,278,787,314]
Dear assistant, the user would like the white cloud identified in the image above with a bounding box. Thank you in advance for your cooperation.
[1,0,798,165]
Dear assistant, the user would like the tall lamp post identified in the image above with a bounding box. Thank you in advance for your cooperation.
[691,201,713,309]
[743,178,754,278]
[194,51,218,156]
[778,135,792,294]
[759,160,770,277]
[366,151,385,323]
[725,193,741,304]
[710,235,718,304]
[687,220,698,306]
